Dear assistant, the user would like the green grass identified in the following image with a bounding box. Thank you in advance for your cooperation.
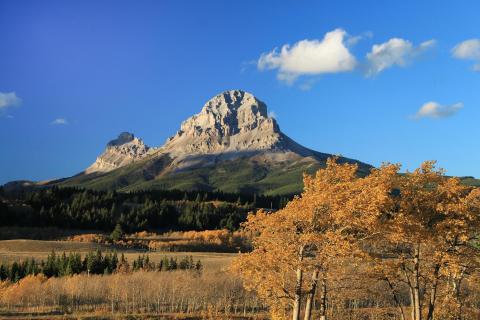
[59,153,332,195]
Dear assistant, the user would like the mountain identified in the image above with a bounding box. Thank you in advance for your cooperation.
[57,90,372,195]
[161,90,305,155]
[85,132,153,174]
[5,89,480,195]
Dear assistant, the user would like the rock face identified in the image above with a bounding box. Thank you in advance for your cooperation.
[85,90,331,175]
[160,90,307,156]
[85,132,151,174]
[70,90,370,194]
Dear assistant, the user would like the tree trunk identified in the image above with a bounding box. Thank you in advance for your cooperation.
[292,245,305,320]
[303,269,319,320]
[402,262,416,320]
[413,244,422,320]
[385,277,406,320]
[426,264,440,320]
[453,267,466,320]
[319,276,327,320]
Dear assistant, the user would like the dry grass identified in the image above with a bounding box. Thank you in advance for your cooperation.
[0,240,106,264]
[0,311,265,319]
[0,271,266,319]
[0,239,235,271]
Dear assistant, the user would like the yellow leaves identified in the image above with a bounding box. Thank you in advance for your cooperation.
[233,158,480,319]
[0,274,48,306]
[233,157,402,317]
[391,160,480,246]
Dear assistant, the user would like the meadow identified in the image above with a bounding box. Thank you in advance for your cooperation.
[0,239,235,271]
[2,162,480,320]
[0,238,246,319]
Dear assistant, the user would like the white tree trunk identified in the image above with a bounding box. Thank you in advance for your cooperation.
[292,245,305,320]
[303,269,319,320]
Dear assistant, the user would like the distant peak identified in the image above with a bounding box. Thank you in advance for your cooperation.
[107,132,136,147]
[85,132,150,174]
[219,89,248,98]
[217,89,253,103]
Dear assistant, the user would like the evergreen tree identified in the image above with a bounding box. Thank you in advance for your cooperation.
[0,264,7,280]
[111,223,124,241]
[195,193,202,202]
[9,261,20,282]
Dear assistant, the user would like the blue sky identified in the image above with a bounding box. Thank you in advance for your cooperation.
[1,0,480,184]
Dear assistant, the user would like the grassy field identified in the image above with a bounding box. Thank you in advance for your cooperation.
[0,239,235,271]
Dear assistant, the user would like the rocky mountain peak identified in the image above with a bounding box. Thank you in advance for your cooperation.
[161,90,283,155]
[85,132,151,174]
[180,90,277,135]
[49,89,372,194]
[107,132,135,147]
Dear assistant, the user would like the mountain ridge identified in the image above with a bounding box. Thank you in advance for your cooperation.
[5,90,376,195]
[56,90,372,194]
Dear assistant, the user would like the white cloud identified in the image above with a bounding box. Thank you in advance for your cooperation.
[257,28,357,83]
[51,118,68,125]
[365,38,436,76]
[0,92,21,110]
[346,31,373,46]
[414,101,463,119]
[452,39,480,59]
[452,39,480,71]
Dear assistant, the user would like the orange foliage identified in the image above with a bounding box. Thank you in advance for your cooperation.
[232,158,398,320]
[66,233,104,243]
[145,230,249,252]
[232,158,480,320]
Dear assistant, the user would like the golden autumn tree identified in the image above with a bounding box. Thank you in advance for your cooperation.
[232,158,398,320]
[371,161,480,320]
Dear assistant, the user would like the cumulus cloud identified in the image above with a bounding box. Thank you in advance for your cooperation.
[257,28,357,83]
[414,102,463,119]
[51,118,68,125]
[452,39,480,71]
[365,38,436,76]
[0,92,22,110]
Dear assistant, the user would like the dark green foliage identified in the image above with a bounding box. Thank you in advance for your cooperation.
[110,223,124,241]
[132,254,155,271]
[0,250,202,282]
[0,187,291,231]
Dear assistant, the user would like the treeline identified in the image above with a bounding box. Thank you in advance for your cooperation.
[0,187,292,232]
[0,271,265,317]
[0,250,202,283]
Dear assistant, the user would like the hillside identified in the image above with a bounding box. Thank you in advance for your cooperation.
[4,90,480,195]
[58,90,372,195]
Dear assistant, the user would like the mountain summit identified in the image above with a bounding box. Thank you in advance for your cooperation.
[62,90,372,194]
[85,132,151,174]
[161,90,282,155]
[160,90,318,158]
